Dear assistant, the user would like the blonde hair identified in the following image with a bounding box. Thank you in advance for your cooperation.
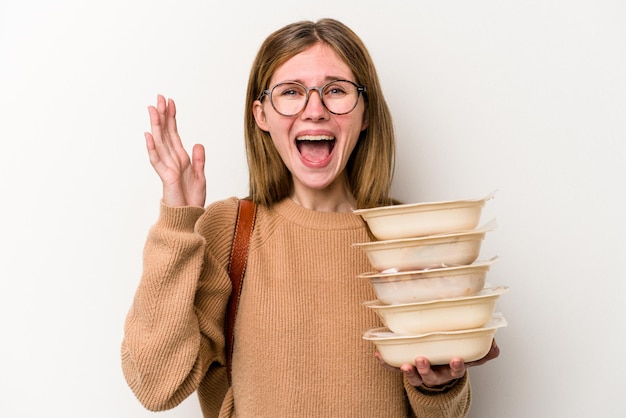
[244,18,395,209]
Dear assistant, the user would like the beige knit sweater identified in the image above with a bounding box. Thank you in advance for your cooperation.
[122,197,471,417]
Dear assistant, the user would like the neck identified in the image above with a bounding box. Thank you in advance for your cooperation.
[290,179,356,213]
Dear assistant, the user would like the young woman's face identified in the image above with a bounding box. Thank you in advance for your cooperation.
[253,43,368,198]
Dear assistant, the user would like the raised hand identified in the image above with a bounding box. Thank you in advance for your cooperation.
[144,95,207,207]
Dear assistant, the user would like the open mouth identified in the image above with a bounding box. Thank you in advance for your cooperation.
[296,135,336,163]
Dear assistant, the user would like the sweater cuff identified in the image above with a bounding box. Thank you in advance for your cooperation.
[156,200,206,232]
[416,377,463,395]
[405,371,469,399]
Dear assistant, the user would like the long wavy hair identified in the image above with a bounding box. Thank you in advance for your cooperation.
[244,18,395,209]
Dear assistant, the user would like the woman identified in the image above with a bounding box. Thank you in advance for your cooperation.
[122,18,498,417]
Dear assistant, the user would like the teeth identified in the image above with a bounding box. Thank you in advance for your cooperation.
[296,135,335,141]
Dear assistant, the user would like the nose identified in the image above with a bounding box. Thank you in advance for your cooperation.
[301,88,328,120]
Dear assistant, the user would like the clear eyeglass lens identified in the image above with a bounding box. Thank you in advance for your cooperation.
[270,80,360,115]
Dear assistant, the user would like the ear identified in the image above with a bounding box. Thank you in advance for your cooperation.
[360,108,369,132]
[253,100,270,132]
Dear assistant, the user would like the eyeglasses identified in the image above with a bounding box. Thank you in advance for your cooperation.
[259,79,367,117]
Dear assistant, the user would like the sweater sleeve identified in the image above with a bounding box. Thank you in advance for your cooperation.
[405,373,472,418]
[121,199,237,412]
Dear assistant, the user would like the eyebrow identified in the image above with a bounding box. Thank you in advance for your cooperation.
[274,76,355,86]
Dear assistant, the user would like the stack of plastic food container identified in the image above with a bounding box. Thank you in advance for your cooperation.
[352,193,508,367]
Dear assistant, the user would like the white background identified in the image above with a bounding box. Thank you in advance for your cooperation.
[1,1,625,417]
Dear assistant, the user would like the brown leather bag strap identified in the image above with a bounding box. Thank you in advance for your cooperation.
[225,198,257,383]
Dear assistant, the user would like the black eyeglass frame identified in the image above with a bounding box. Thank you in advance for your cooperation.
[258,79,367,116]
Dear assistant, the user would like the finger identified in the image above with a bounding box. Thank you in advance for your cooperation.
[400,363,423,387]
[415,357,466,388]
[192,144,206,178]
[145,131,157,161]
[145,131,155,148]
[414,357,435,384]
[153,95,171,146]
[163,98,191,164]
[145,131,169,175]
[166,97,178,136]
[414,357,456,386]
[156,94,167,117]
[148,104,167,147]
[448,357,467,379]
[148,104,176,167]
